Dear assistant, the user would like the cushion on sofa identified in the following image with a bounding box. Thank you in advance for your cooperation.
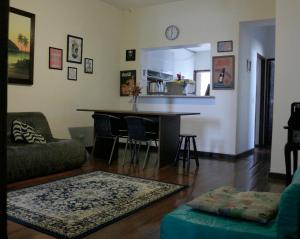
[12,119,46,144]
[187,186,281,224]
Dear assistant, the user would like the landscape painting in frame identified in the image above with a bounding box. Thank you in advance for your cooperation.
[8,8,35,85]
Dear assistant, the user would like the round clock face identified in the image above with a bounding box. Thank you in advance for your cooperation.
[165,25,179,40]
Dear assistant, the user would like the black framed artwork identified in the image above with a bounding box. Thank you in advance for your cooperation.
[67,67,77,81]
[126,49,136,61]
[84,58,93,74]
[49,47,63,70]
[217,41,233,53]
[8,7,35,85]
[120,70,136,96]
[67,35,83,64]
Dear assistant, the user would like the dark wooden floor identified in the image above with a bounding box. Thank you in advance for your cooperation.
[7,148,284,239]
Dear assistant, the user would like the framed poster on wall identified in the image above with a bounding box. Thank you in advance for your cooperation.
[120,70,136,96]
[212,55,235,90]
[8,7,35,85]
[49,47,63,70]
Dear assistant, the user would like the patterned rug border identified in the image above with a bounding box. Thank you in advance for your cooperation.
[8,171,188,239]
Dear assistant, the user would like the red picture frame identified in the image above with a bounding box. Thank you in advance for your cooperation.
[49,47,63,70]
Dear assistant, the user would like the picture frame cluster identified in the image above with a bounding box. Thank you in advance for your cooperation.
[212,41,235,90]
[49,34,93,81]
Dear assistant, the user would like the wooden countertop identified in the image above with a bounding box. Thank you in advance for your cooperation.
[77,109,200,116]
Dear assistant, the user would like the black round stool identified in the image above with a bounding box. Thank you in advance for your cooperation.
[174,134,199,169]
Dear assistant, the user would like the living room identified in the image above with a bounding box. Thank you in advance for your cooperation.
[1,0,300,239]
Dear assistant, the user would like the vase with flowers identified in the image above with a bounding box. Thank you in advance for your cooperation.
[129,85,142,111]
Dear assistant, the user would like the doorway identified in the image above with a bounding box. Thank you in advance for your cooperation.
[194,70,211,96]
[255,55,275,148]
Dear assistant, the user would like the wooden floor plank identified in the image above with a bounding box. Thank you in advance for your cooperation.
[7,148,284,239]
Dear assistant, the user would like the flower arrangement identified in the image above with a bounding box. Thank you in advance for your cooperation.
[129,85,142,103]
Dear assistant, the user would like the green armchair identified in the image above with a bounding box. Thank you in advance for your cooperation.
[161,168,300,239]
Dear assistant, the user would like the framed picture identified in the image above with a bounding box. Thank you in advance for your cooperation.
[8,7,35,85]
[49,47,63,70]
[67,35,83,64]
[126,49,136,61]
[217,41,233,53]
[67,67,77,81]
[84,58,93,74]
[120,70,136,96]
[212,55,235,90]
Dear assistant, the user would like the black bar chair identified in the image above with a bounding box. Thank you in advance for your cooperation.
[123,116,158,169]
[92,113,120,165]
[174,134,199,169]
[284,102,300,185]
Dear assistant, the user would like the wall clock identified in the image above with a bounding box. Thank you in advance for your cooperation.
[165,25,180,40]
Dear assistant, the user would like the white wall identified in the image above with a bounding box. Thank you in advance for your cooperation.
[141,48,196,79]
[236,22,275,153]
[120,0,275,155]
[271,0,300,174]
[172,49,194,79]
[9,0,123,138]
[195,51,211,71]
[142,49,174,74]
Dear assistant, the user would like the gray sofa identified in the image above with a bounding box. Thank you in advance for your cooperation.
[7,112,86,183]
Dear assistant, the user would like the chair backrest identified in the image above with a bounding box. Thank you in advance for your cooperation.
[92,113,120,137]
[7,112,53,144]
[276,167,300,239]
[125,116,153,141]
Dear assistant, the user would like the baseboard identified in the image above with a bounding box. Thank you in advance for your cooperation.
[89,143,254,160]
[236,148,255,158]
[198,148,254,160]
[269,172,286,181]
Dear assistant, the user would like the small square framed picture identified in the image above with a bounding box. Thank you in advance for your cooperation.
[84,58,93,74]
[126,49,136,61]
[67,67,77,81]
[217,41,233,53]
[49,47,63,70]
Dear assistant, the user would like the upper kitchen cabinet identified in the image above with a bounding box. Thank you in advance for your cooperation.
[140,43,211,97]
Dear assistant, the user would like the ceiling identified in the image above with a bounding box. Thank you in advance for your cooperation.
[101,0,183,9]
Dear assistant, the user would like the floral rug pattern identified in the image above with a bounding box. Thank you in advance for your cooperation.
[7,171,185,239]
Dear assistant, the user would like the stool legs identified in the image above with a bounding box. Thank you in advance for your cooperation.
[192,137,199,167]
[293,150,298,174]
[285,143,292,185]
[174,135,199,170]
[174,136,183,165]
[187,137,191,169]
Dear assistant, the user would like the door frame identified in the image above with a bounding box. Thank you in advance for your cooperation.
[257,54,266,147]
[255,53,275,148]
[193,69,211,95]
[0,0,9,238]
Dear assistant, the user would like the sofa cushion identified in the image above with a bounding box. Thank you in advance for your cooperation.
[12,119,46,144]
[12,120,24,142]
[7,112,53,145]
[187,186,280,224]
[7,139,86,183]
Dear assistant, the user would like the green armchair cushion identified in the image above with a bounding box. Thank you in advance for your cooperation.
[187,186,280,224]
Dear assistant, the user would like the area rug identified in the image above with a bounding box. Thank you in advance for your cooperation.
[7,171,185,239]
